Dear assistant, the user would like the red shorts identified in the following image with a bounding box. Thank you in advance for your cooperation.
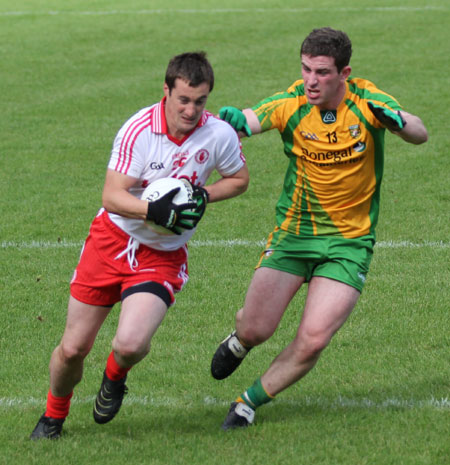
[70,211,188,307]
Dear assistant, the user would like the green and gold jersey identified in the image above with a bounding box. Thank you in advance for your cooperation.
[252,77,402,239]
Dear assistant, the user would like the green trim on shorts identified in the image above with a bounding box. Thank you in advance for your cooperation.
[256,228,375,292]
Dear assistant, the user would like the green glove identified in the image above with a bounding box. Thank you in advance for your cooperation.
[368,101,406,132]
[219,106,252,137]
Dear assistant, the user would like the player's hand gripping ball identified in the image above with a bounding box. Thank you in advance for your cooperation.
[142,177,196,235]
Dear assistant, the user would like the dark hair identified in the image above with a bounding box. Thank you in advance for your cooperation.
[300,27,352,72]
[165,51,214,93]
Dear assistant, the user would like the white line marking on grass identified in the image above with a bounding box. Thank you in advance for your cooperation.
[299,395,450,410]
[1,239,449,250]
[0,6,447,17]
[1,395,448,410]
[189,239,265,247]
[375,240,449,249]
[0,240,83,249]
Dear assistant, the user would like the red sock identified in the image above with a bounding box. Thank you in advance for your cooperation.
[105,351,131,381]
[45,390,73,419]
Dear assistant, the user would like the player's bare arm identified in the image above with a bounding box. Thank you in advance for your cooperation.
[102,169,148,220]
[395,110,428,145]
[205,164,249,203]
[242,109,262,136]
[368,102,428,145]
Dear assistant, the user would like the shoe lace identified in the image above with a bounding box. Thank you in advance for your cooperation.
[115,237,140,271]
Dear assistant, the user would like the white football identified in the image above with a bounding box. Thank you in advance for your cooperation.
[141,177,194,235]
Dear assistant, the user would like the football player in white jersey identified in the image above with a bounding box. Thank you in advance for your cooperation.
[31,52,249,439]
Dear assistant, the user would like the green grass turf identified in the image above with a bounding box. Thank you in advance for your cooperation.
[1,1,449,464]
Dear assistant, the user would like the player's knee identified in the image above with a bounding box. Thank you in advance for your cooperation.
[294,330,330,361]
[237,324,274,347]
[59,341,91,362]
[113,338,150,364]
[236,308,278,346]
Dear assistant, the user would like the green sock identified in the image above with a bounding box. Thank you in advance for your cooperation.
[237,378,274,410]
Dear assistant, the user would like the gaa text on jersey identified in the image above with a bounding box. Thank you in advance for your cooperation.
[149,162,165,170]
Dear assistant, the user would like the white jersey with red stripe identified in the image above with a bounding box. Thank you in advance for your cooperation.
[106,97,246,251]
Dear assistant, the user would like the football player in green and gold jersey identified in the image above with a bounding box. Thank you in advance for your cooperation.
[211,27,428,430]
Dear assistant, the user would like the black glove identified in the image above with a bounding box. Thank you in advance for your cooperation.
[146,187,197,235]
[368,101,406,132]
[187,182,209,227]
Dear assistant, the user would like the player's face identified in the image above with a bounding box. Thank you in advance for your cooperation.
[301,54,351,110]
[164,78,210,139]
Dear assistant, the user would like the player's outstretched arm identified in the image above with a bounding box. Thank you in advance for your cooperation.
[368,101,428,145]
[218,107,262,138]
[243,109,262,136]
[395,111,428,145]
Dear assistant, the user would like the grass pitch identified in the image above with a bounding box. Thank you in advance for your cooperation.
[0,1,449,464]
